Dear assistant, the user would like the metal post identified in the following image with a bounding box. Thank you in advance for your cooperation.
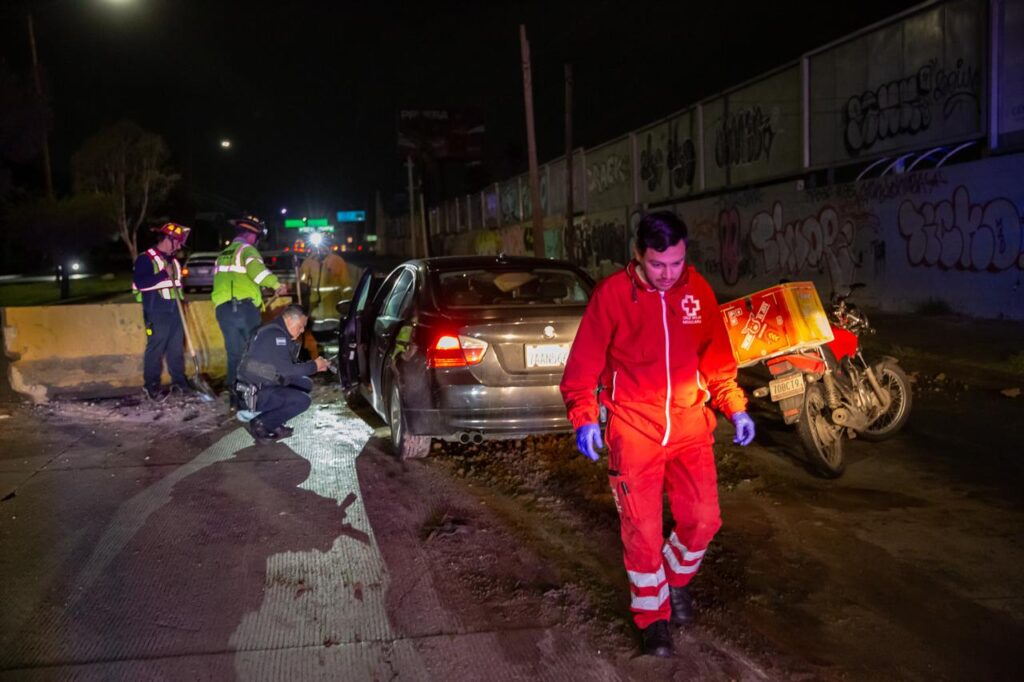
[406,157,417,257]
[564,64,575,263]
[418,193,430,258]
[520,25,545,258]
[27,14,54,200]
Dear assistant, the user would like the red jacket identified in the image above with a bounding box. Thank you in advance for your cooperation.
[561,262,747,446]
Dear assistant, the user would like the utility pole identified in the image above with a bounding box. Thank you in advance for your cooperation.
[405,156,417,257]
[418,193,430,258]
[564,63,575,263]
[27,14,54,200]
[519,24,545,258]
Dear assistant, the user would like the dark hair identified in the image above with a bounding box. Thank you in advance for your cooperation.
[636,211,688,253]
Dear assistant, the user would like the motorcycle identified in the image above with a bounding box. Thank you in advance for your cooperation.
[751,283,913,478]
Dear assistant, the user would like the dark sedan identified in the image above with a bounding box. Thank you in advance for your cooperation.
[338,255,594,458]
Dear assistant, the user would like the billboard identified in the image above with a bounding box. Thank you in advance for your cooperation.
[398,109,485,160]
[809,0,986,166]
[636,109,700,205]
[547,151,586,217]
[585,136,633,212]
[997,0,1024,147]
[703,65,803,190]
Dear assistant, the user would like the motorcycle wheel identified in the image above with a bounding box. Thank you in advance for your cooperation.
[859,360,913,442]
[797,383,846,478]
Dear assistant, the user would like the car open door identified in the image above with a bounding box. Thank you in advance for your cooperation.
[338,267,375,391]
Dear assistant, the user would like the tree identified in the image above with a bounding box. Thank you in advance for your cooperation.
[4,194,116,270]
[71,121,179,261]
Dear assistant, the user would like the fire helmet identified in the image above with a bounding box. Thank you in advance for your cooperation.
[230,215,268,238]
[156,222,191,244]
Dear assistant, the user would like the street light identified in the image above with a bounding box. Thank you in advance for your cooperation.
[280,208,288,215]
[220,139,232,149]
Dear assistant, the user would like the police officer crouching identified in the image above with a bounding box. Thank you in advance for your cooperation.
[236,305,330,443]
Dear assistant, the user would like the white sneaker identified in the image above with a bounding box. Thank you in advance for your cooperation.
[236,409,257,423]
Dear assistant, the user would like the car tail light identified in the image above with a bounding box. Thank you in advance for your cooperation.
[427,334,488,368]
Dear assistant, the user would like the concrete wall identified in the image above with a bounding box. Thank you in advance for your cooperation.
[436,153,1024,319]
[673,154,1024,318]
[1,301,230,403]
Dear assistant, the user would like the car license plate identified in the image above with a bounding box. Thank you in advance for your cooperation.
[768,373,805,401]
[525,343,570,368]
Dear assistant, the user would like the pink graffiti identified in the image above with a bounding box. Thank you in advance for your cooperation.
[750,202,856,283]
[898,186,1024,272]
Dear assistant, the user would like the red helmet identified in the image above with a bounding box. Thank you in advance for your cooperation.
[156,222,191,244]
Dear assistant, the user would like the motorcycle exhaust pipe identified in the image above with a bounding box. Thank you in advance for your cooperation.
[472,432,483,445]
[458,432,471,444]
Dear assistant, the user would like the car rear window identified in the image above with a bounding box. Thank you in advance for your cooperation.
[433,268,591,308]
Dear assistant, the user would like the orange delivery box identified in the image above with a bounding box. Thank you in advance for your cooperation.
[718,282,834,368]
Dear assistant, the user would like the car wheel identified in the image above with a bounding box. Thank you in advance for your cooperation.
[388,381,430,460]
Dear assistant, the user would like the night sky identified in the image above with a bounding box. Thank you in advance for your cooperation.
[2,0,919,220]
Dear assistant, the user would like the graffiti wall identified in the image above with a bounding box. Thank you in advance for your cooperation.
[585,137,633,212]
[809,0,985,166]
[704,66,803,189]
[671,153,1024,319]
[547,152,586,217]
[637,108,700,204]
[499,179,521,226]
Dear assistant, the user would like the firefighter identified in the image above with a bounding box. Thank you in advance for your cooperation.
[212,215,289,408]
[299,238,351,321]
[236,305,330,443]
[132,222,191,401]
[560,211,755,658]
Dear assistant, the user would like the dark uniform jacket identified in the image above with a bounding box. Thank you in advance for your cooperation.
[237,316,318,388]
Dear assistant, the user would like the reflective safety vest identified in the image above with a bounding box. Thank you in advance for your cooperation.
[211,241,280,308]
[132,248,183,302]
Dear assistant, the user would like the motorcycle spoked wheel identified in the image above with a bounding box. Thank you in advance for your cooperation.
[858,360,913,442]
[796,383,846,478]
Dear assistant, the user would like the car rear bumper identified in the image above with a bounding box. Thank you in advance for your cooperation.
[404,384,572,440]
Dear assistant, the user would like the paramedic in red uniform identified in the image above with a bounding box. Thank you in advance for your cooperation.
[560,211,755,657]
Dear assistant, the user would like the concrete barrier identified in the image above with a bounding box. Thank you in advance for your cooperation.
[1,301,230,403]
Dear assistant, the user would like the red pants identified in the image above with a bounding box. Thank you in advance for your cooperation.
[606,414,722,629]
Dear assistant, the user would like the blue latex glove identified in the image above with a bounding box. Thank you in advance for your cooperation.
[732,411,755,446]
[575,423,604,461]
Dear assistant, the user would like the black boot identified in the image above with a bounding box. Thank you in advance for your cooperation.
[247,419,275,445]
[640,620,673,657]
[271,425,294,439]
[669,585,695,626]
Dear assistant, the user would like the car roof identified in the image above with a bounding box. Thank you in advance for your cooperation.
[185,251,220,259]
[411,255,584,272]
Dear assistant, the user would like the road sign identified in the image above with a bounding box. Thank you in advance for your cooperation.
[336,211,366,222]
[285,217,330,228]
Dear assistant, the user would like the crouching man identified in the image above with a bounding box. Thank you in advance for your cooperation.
[237,305,330,443]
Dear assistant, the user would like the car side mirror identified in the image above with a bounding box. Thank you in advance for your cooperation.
[337,299,352,317]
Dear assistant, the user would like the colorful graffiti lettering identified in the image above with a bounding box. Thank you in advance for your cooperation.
[750,202,859,289]
[587,154,629,195]
[897,186,1024,271]
[844,58,980,155]
[714,105,777,168]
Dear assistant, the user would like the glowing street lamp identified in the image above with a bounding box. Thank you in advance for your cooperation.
[220,139,232,149]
